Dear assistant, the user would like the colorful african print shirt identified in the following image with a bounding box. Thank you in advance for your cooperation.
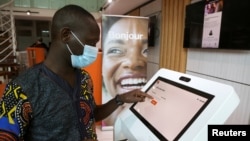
[0,63,97,141]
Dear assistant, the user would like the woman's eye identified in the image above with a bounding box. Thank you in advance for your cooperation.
[107,47,125,56]
[142,47,148,57]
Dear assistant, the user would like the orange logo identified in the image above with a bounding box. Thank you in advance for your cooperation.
[151,99,157,105]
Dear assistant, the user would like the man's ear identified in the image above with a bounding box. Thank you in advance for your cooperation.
[61,27,71,43]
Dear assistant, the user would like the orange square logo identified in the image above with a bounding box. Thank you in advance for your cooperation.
[151,99,157,105]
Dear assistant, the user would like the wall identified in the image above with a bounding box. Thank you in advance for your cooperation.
[142,0,250,125]
[186,0,250,124]
[140,0,162,79]
[159,0,189,73]
[186,49,250,124]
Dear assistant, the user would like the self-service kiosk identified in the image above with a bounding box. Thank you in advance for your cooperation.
[114,68,240,141]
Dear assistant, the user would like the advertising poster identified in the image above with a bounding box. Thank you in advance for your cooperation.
[202,0,223,48]
[101,15,149,129]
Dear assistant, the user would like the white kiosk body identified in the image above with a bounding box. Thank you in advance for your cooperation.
[114,68,240,141]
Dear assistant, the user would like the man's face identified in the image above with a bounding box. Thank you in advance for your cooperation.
[102,18,148,97]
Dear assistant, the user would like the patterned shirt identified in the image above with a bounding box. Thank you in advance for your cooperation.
[0,63,97,140]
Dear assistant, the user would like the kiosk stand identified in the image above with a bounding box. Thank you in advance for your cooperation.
[114,68,240,141]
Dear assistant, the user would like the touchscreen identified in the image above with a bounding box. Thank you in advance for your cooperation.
[130,77,214,141]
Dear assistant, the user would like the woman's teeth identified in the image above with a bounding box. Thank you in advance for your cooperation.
[121,78,147,88]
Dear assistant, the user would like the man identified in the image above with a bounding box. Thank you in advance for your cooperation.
[31,38,48,48]
[30,37,49,57]
[0,5,152,141]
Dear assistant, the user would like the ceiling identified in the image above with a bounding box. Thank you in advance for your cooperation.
[13,0,106,12]
[3,0,154,20]
[12,0,106,20]
[102,0,154,15]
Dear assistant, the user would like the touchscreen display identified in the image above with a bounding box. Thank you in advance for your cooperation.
[130,77,214,141]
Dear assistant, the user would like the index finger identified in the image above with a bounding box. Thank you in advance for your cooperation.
[138,91,153,99]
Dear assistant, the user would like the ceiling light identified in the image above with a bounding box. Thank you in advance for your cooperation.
[108,0,112,3]
[26,10,31,15]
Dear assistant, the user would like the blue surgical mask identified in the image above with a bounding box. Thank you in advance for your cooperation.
[66,31,98,68]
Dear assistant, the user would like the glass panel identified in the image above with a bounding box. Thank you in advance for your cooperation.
[36,21,49,37]
[17,30,32,36]
[33,0,50,9]
[15,20,33,27]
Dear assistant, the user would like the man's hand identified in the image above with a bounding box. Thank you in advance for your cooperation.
[118,89,153,103]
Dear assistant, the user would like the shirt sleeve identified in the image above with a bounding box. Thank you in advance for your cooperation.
[80,69,98,139]
[0,82,32,140]
[81,69,96,107]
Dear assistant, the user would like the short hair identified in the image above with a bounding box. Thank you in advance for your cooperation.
[51,5,95,40]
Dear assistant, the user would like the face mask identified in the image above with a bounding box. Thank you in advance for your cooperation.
[66,31,98,68]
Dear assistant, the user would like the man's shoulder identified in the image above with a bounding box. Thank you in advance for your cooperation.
[11,64,43,87]
[81,69,91,77]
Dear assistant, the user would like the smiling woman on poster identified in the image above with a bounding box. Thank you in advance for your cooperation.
[102,15,149,126]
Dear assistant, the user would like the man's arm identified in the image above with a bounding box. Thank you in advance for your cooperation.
[94,89,153,121]
[0,82,32,141]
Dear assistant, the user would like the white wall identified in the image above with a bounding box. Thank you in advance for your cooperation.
[140,0,162,79]
[186,0,250,124]
[186,49,250,124]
